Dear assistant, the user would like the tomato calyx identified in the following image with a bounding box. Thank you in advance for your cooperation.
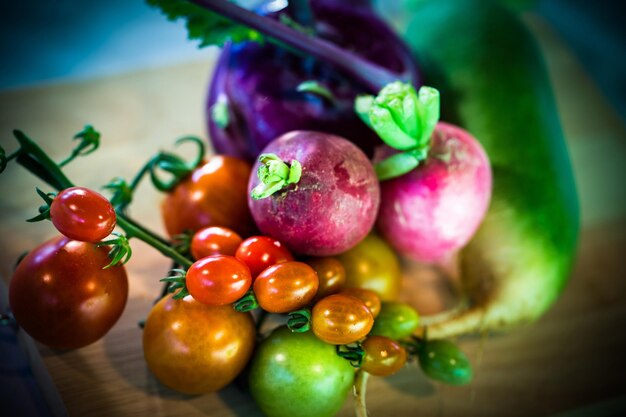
[25,187,56,223]
[160,269,190,300]
[233,289,259,312]
[336,342,365,367]
[286,309,311,333]
[96,232,133,268]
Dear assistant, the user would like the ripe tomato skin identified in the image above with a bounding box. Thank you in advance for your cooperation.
[143,294,256,394]
[161,155,255,237]
[361,336,407,377]
[186,255,251,305]
[50,187,116,243]
[9,236,128,349]
[190,226,242,259]
[235,236,294,278]
[253,262,318,313]
[249,326,354,417]
[338,287,381,319]
[306,257,345,301]
[311,294,374,345]
[337,234,401,301]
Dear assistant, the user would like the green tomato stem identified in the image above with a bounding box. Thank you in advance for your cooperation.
[353,370,370,417]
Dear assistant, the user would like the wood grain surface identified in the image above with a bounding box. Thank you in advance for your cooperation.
[1,16,625,417]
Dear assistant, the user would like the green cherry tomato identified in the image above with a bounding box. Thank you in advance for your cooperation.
[418,339,473,385]
[337,234,401,301]
[249,326,354,417]
[370,302,420,340]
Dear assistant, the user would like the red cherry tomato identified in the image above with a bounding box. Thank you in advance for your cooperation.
[236,236,294,279]
[311,294,373,345]
[306,257,346,301]
[253,262,319,313]
[186,255,252,305]
[9,236,128,349]
[190,226,243,260]
[161,155,256,237]
[49,187,116,243]
[143,294,256,394]
[361,336,407,377]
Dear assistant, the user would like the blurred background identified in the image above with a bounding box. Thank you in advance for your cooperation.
[1,0,625,123]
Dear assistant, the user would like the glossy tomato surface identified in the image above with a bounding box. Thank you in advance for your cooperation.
[143,294,256,394]
[307,257,345,301]
[9,236,128,349]
[50,187,116,243]
[370,302,420,340]
[338,287,381,318]
[162,155,255,237]
[337,234,401,301]
[235,235,294,278]
[249,326,354,417]
[311,294,373,345]
[190,226,243,259]
[186,255,251,305]
[253,262,318,313]
[361,336,407,377]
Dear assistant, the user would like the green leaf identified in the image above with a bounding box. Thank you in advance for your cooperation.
[146,0,263,47]
[296,80,336,103]
[251,153,302,200]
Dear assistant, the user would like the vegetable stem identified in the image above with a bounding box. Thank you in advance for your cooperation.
[187,0,409,92]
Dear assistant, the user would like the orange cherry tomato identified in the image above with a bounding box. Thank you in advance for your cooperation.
[306,257,346,301]
[161,155,255,237]
[142,294,256,394]
[190,226,243,260]
[361,336,407,377]
[339,287,381,318]
[253,262,318,313]
[50,187,116,243]
[236,236,294,279]
[186,255,251,305]
[311,294,374,345]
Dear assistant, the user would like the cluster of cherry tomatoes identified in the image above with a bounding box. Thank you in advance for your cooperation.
[3,132,472,417]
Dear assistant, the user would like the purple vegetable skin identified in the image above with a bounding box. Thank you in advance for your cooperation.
[376,122,492,263]
[248,131,380,256]
[207,0,419,161]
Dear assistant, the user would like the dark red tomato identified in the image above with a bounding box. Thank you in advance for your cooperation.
[361,336,407,377]
[190,226,243,260]
[253,262,318,313]
[143,294,256,394]
[161,155,256,237]
[311,294,373,345]
[339,287,381,319]
[50,187,116,243]
[306,257,345,301]
[9,236,128,349]
[236,236,294,279]
[186,255,251,305]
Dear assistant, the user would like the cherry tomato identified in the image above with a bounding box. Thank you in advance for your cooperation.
[253,262,318,313]
[249,326,354,417]
[339,287,381,318]
[370,302,420,340]
[418,339,473,385]
[161,155,255,237]
[9,236,128,349]
[236,236,294,279]
[186,255,251,305]
[306,257,345,301]
[49,186,116,243]
[190,226,242,259]
[143,294,256,394]
[361,336,407,377]
[311,294,373,345]
[337,234,401,301]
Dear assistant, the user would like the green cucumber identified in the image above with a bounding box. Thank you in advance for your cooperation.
[404,0,579,337]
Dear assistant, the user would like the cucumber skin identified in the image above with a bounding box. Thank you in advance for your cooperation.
[404,0,579,336]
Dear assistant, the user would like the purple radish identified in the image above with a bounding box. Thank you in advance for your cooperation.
[247,131,380,256]
[356,82,492,262]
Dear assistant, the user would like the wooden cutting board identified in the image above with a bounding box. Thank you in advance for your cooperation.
[0,16,625,417]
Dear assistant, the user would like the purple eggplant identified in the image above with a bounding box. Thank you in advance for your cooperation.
[206,0,420,161]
